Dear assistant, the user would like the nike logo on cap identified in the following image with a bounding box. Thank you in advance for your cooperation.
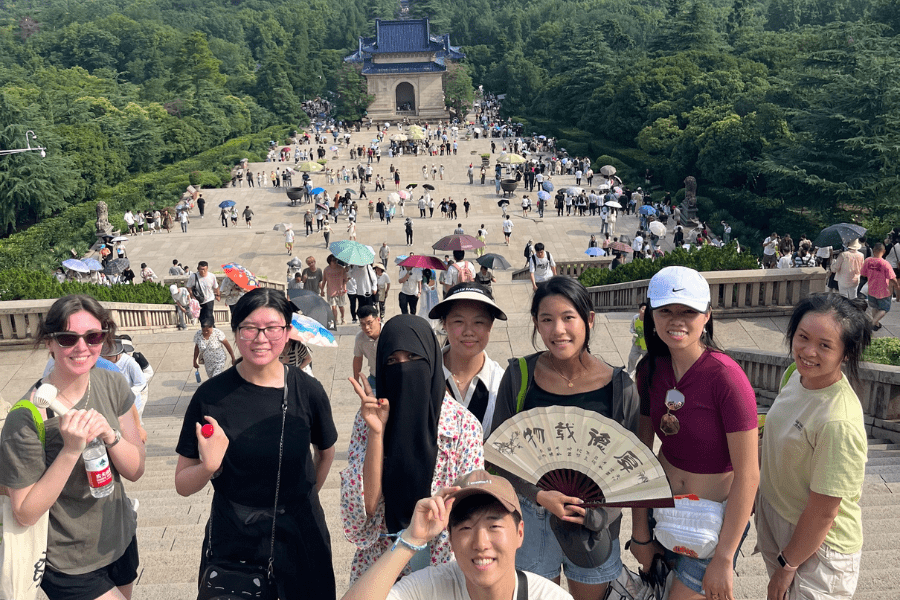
[672,288,684,292]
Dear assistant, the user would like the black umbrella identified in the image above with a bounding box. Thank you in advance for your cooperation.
[406,183,418,189]
[476,254,512,270]
[497,199,510,207]
[104,258,130,275]
[423,184,435,190]
[288,289,332,328]
[813,223,867,248]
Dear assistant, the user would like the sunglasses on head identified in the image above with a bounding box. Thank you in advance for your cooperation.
[660,389,686,436]
[50,330,108,348]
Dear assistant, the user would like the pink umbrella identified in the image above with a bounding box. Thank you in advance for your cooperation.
[399,255,448,271]
[398,190,411,200]
[432,234,486,251]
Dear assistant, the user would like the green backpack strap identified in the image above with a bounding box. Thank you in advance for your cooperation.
[779,363,798,392]
[9,400,46,447]
[516,357,529,413]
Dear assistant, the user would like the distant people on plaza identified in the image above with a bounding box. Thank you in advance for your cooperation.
[529,242,557,290]
[169,258,185,276]
[176,289,338,599]
[352,305,382,394]
[192,317,235,379]
[140,262,157,282]
[627,302,648,376]
[762,232,779,268]
[242,205,254,228]
[170,283,192,330]
[860,242,898,330]
[324,254,349,327]
[757,294,871,600]
[502,214,513,245]
[429,283,508,436]
[187,261,220,325]
[219,276,247,317]
[830,238,864,299]
[0,295,145,600]
[302,256,324,295]
[374,264,390,318]
[633,267,759,600]
[443,251,477,296]
[397,261,422,315]
[341,314,484,584]
[489,277,640,600]
[475,264,496,289]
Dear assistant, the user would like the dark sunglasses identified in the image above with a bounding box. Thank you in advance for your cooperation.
[50,330,108,348]
[660,389,685,436]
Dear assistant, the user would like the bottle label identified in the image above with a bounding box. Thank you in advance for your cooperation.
[85,456,113,489]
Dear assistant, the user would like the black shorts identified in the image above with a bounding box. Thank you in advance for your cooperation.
[41,536,139,600]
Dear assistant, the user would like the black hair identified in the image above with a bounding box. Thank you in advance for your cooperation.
[530,276,593,353]
[534,242,545,252]
[173,259,179,265]
[357,305,379,321]
[230,288,293,333]
[448,494,521,532]
[453,250,465,261]
[200,317,215,329]
[786,293,872,385]
[36,295,116,349]
[198,260,208,268]
[638,301,649,309]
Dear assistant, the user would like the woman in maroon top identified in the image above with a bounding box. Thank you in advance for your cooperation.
[632,267,759,600]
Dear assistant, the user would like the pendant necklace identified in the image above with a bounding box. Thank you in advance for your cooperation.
[547,354,587,388]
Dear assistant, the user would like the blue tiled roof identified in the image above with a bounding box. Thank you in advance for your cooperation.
[344,18,465,64]
[361,61,447,75]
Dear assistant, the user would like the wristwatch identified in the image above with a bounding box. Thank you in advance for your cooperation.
[106,429,122,448]
[777,552,798,572]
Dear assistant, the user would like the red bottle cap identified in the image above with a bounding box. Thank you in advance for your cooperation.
[201,424,214,438]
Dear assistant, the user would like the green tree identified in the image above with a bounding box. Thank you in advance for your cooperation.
[444,64,474,120]
[332,63,372,123]
[172,31,225,97]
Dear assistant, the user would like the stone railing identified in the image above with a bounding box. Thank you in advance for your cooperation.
[0,299,231,345]
[730,349,900,442]
[585,267,827,316]
[512,258,613,281]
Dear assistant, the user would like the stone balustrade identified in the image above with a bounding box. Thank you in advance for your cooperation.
[585,267,827,316]
[730,348,900,442]
[0,299,231,345]
[511,258,613,281]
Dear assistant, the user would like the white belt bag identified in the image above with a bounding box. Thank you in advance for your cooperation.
[654,495,725,559]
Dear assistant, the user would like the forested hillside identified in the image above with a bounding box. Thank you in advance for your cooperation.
[0,0,898,245]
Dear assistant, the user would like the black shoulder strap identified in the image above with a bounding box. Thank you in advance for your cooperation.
[516,570,528,600]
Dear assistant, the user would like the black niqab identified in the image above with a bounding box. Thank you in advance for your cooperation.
[375,314,445,533]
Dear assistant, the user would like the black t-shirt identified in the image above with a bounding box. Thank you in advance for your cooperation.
[176,366,337,507]
[524,380,613,418]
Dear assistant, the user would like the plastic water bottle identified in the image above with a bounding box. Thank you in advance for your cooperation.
[83,438,114,498]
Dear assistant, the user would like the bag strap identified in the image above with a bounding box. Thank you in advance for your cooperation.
[516,570,528,600]
[516,357,529,413]
[780,363,797,392]
[267,364,289,580]
[10,399,46,446]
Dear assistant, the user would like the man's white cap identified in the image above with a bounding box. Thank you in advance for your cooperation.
[647,266,710,313]
[169,284,178,294]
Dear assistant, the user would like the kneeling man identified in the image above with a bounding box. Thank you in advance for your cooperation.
[342,470,573,600]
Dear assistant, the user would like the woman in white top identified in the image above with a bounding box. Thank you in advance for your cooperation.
[428,283,509,437]
[830,239,865,299]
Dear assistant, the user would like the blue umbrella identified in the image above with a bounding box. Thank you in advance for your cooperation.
[83,258,103,271]
[538,190,551,201]
[542,181,554,192]
[585,248,605,256]
[62,258,89,273]
[289,313,338,348]
[329,240,375,266]
[310,187,325,195]
[394,254,409,265]
[639,205,657,216]
[218,200,236,208]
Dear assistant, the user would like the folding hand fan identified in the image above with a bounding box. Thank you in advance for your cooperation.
[485,406,674,508]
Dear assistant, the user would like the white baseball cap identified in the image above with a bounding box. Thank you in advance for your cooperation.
[647,266,710,313]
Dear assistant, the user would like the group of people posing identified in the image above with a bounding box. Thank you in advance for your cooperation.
[0,263,871,600]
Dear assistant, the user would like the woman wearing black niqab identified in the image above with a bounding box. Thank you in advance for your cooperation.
[340,314,484,584]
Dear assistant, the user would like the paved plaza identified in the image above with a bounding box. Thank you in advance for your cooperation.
[2,128,899,599]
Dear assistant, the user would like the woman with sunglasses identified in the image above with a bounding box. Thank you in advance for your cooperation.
[489,277,641,600]
[175,288,338,599]
[757,294,870,600]
[0,295,146,600]
[632,267,759,600]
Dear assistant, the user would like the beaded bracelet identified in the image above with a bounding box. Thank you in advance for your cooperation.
[381,529,429,553]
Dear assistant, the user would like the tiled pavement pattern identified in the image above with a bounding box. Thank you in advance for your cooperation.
[2,127,898,599]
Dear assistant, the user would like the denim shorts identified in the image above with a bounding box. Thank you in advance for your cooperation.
[868,294,891,313]
[662,521,749,595]
[514,496,622,584]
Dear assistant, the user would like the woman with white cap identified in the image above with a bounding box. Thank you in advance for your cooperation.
[428,282,508,437]
[830,239,864,299]
[631,266,759,600]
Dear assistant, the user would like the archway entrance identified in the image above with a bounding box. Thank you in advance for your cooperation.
[395,82,415,113]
